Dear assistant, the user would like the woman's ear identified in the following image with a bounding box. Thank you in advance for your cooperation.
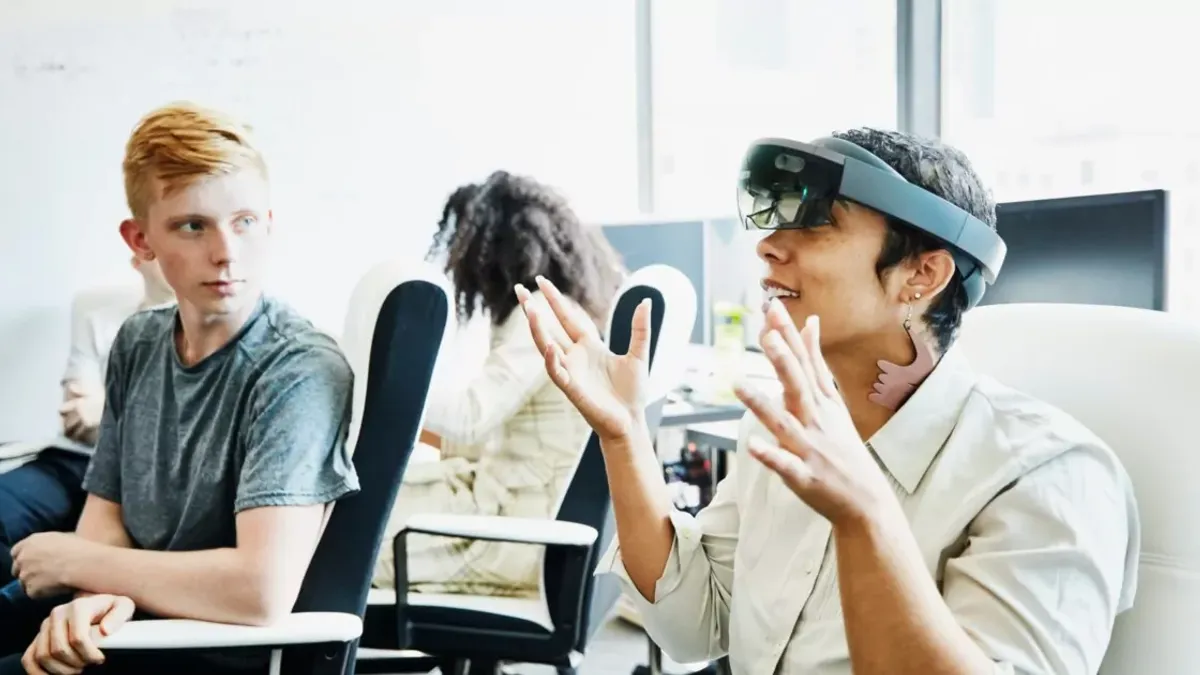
[904,249,956,302]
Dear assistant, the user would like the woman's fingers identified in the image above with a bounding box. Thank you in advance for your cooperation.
[733,381,814,462]
[761,330,813,424]
[765,300,820,395]
[803,315,838,397]
[516,284,568,356]
[543,342,574,392]
[534,276,595,343]
[746,435,814,497]
[627,299,652,362]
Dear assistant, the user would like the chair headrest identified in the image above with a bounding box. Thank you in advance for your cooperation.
[71,283,144,314]
[341,257,452,452]
[607,264,696,401]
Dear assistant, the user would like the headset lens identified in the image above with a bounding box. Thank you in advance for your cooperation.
[737,145,837,231]
[737,182,834,231]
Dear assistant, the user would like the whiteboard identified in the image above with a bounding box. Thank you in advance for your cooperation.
[0,0,638,438]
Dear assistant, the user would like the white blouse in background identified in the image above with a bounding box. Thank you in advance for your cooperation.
[420,291,594,497]
[601,346,1140,675]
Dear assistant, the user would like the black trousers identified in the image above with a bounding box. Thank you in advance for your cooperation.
[0,449,90,586]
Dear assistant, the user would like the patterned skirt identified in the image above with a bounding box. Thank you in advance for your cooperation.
[371,456,554,598]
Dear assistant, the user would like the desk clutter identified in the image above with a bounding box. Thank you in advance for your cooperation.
[674,342,780,410]
[664,441,724,514]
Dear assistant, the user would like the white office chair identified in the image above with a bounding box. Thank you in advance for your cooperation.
[97,260,452,675]
[619,265,698,408]
[956,302,1200,675]
[358,264,697,674]
[66,283,146,359]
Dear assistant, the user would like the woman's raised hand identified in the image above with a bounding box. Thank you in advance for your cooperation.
[516,276,652,443]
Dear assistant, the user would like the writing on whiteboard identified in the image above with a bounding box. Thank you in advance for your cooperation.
[6,9,285,80]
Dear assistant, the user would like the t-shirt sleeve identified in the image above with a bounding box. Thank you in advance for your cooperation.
[235,343,361,512]
[80,326,130,503]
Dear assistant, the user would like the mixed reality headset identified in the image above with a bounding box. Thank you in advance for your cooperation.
[736,136,1006,308]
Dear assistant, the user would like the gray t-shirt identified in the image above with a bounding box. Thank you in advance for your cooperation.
[82,296,360,552]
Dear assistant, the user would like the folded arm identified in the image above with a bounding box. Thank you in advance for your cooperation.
[65,502,325,625]
[75,495,133,549]
[66,342,357,625]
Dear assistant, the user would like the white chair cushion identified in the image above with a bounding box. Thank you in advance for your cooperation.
[368,587,396,605]
[368,588,552,633]
[355,647,435,660]
[409,593,552,633]
[958,303,1200,675]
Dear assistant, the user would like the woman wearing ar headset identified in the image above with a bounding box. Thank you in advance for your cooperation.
[519,128,1139,674]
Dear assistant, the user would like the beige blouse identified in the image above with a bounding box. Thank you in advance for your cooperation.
[601,345,1140,674]
[420,291,595,511]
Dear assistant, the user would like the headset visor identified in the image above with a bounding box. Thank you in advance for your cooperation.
[736,141,844,230]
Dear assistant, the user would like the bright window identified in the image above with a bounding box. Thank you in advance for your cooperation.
[941,0,1200,315]
[650,0,897,217]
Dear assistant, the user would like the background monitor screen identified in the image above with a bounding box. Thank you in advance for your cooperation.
[600,220,709,344]
[982,189,1168,310]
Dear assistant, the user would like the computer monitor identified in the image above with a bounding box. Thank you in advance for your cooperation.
[982,189,1168,310]
[600,220,709,344]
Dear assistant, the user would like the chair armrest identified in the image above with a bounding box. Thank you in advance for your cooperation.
[99,612,362,650]
[402,514,597,547]
[391,517,598,649]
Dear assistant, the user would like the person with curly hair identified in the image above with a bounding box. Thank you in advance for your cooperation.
[371,170,626,597]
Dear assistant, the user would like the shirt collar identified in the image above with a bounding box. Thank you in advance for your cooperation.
[866,344,978,494]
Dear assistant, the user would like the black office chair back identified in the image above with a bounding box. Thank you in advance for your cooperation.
[551,284,666,652]
[292,279,449,618]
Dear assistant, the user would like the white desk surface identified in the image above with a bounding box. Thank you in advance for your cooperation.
[679,343,776,380]
[687,419,740,441]
[666,343,779,445]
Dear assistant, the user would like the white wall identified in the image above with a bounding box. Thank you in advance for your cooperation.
[0,0,639,438]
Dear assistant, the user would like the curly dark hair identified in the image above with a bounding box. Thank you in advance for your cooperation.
[427,170,626,329]
[832,128,997,352]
